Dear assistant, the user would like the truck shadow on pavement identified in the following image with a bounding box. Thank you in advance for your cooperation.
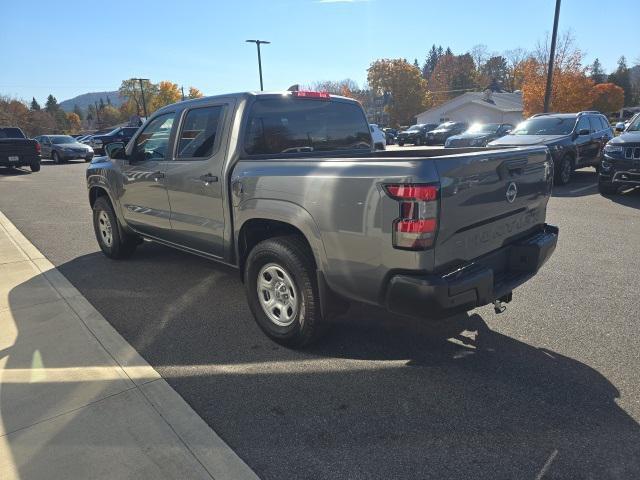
[4,246,640,480]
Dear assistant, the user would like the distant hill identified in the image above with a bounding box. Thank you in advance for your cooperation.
[59,91,123,112]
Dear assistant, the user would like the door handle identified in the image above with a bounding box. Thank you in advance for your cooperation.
[199,174,218,184]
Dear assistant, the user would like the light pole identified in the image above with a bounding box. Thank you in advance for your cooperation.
[246,40,270,91]
[543,0,561,113]
[134,78,150,119]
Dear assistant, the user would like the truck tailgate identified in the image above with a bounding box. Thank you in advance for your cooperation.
[433,146,552,272]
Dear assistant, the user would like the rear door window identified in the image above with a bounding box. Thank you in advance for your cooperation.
[244,97,371,155]
[177,106,224,159]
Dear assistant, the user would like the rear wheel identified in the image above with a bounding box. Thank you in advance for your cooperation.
[92,196,139,259]
[244,235,325,348]
[398,141,404,146]
[554,155,573,185]
[30,161,40,172]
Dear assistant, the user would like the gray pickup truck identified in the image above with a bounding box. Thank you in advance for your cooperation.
[86,91,558,347]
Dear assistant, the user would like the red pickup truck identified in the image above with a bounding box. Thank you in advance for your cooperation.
[0,127,42,172]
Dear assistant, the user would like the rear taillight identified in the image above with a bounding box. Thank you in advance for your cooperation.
[384,184,439,250]
[34,142,41,154]
[291,90,331,100]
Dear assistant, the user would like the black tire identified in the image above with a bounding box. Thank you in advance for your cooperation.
[244,235,325,348]
[598,181,618,196]
[85,157,92,163]
[52,151,61,164]
[398,141,404,147]
[554,155,573,185]
[30,161,40,172]
[92,196,138,259]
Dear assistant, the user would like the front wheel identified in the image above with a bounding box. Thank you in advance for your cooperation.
[92,196,139,259]
[415,137,422,146]
[554,155,573,185]
[244,235,325,348]
[398,141,404,147]
[52,151,61,164]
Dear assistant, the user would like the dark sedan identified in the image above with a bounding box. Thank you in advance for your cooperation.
[89,126,139,155]
[34,135,94,164]
[425,121,468,145]
[445,123,513,148]
[396,124,438,146]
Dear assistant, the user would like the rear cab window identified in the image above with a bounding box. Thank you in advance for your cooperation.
[177,105,224,159]
[0,128,25,139]
[243,95,371,156]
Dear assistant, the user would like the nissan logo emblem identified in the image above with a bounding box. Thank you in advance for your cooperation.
[506,182,518,203]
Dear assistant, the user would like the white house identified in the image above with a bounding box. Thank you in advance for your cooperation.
[416,91,523,126]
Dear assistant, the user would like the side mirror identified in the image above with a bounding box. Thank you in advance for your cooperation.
[615,122,625,132]
[578,129,590,136]
[105,142,126,160]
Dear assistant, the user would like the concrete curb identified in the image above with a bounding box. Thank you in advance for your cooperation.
[0,211,260,480]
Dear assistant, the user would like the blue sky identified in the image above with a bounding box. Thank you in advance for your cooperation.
[2,0,638,104]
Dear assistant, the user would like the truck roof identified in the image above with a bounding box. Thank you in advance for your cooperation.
[154,91,358,115]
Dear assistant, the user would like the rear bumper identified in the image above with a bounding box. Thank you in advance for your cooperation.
[385,224,559,319]
[0,155,40,167]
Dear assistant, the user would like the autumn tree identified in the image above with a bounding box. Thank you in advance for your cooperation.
[591,83,624,113]
[99,105,122,126]
[367,59,430,127]
[152,81,181,111]
[187,86,204,99]
[480,55,509,89]
[66,112,82,133]
[522,32,595,116]
[429,53,478,106]
[119,78,158,116]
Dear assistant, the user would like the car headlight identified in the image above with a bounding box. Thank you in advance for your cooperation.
[603,145,623,155]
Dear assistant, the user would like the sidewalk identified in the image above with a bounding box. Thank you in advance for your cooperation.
[0,212,259,480]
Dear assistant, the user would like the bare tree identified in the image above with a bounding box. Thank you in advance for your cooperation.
[470,44,489,70]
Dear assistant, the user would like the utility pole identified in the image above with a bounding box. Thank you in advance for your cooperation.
[543,0,561,113]
[245,40,270,91]
[134,78,150,119]
[181,85,185,101]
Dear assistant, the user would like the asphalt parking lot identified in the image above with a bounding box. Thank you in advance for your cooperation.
[1,157,640,479]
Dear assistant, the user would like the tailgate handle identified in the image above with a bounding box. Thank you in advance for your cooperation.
[497,158,527,179]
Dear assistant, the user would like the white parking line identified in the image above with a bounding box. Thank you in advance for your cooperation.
[569,183,597,194]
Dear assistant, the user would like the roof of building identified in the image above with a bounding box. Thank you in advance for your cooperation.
[418,91,523,117]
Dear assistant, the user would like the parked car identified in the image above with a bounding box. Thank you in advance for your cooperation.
[598,113,640,195]
[87,90,558,347]
[488,111,613,185]
[425,121,468,145]
[35,135,94,163]
[382,128,397,145]
[90,126,139,154]
[0,127,41,172]
[370,124,386,150]
[445,123,514,148]
[396,124,438,146]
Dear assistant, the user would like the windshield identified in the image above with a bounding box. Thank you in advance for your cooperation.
[512,117,576,136]
[406,125,421,131]
[51,136,76,144]
[106,127,121,136]
[435,122,454,130]
[627,115,640,132]
[466,123,500,134]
